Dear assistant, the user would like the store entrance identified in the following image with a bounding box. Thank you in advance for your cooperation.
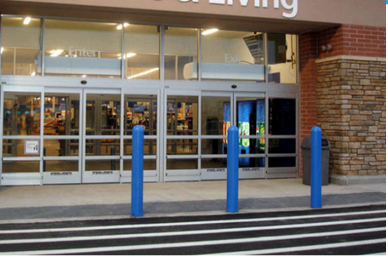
[164,90,298,182]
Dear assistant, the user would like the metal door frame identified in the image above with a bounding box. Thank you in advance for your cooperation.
[82,88,122,183]
[121,88,161,183]
[164,89,201,182]
[42,87,83,184]
[266,92,299,178]
[0,85,44,185]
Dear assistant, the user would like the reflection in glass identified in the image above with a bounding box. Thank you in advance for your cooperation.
[44,160,78,172]
[124,139,157,155]
[125,95,157,135]
[44,139,79,156]
[167,96,198,135]
[3,92,41,136]
[267,34,297,84]
[45,19,121,78]
[86,94,121,136]
[43,94,80,136]
[123,160,157,170]
[1,17,42,76]
[201,30,264,82]
[3,161,40,173]
[165,27,198,80]
[269,157,296,168]
[167,139,198,155]
[201,96,230,135]
[269,98,296,135]
[85,160,120,171]
[85,139,120,156]
[167,159,198,170]
[125,25,160,80]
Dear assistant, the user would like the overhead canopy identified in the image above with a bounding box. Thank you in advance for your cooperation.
[0,0,385,34]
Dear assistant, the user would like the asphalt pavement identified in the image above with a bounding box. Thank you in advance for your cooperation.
[0,204,385,255]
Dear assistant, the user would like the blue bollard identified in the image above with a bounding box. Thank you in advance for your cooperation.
[227,126,239,213]
[311,126,322,208]
[131,125,144,217]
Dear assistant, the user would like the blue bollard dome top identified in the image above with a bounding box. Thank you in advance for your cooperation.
[311,126,322,132]
[133,125,145,132]
[228,126,239,132]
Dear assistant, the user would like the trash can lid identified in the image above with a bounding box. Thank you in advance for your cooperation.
[301,136,331,150]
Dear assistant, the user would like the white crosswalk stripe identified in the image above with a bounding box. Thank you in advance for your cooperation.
[0,205,385,255]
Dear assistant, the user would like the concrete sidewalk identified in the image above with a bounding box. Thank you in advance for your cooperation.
[0,179,385,223]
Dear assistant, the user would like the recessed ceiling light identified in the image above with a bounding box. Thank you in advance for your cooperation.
[82,75,87,78]
[50,49,64,57]
[126,53,137,58]
[128,68,159,79]
[1,47,4,54]
[23,17,31,25]
[31,71,36,76]
[202,28,219,36]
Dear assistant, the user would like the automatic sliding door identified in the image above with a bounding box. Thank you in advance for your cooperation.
[234,93,266,179]
[121,92,159,183]
[42,89,82,184]
[1,88,43,185]
[200,92,232,180]
[267,94,298,178]
[83,90,121,183]
[165,92,199,182]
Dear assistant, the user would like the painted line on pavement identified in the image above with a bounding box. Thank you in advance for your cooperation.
[216,238,386,255]
[0,209,385,234]
[0,227,385,255]
[0,217,385,245]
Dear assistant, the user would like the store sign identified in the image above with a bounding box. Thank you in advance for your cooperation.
[178,0,298,18]
[68,47,97,58]
[24,140,39,155]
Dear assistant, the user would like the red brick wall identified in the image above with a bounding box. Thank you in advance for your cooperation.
[319,25,386,59]
[299,24,386,176]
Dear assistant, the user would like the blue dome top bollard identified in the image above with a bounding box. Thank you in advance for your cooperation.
[131,125,144,217]
[311,126,322,208]
[227,126,239,213]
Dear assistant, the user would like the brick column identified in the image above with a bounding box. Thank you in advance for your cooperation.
[299,32,318,176]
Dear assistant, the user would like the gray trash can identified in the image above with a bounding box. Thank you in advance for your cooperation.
[301,136,331,185]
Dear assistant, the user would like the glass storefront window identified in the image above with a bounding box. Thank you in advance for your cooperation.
[44,19,122,78]
[3,92,41,136]
[165,27,198,80]
[123,159,156,171]
[44,160,78,172]
[1,17,42,76]
[201,29,265,82]
[125,24,160,79]
[267,33,298,84]
[44,139,79,156]
[3,161,40,173]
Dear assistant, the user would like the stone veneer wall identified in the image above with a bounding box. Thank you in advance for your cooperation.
[316,56,386,176]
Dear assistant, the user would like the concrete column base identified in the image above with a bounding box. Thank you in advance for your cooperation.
[330,175,386,186]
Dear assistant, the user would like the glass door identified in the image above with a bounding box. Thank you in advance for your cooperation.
[83,89,121,183]
[267,93,298,178]
[200,92,233,180]
[42,88,82,184]
[121,89,160,183]
[164,90,200,182]
[1,86,43,185]
[234,93,266,179]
